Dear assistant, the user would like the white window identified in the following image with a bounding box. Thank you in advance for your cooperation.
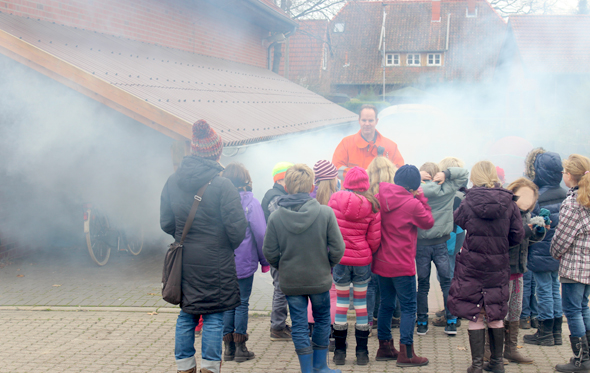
[322,45,328,70]
[385,53,400,66]
[407,54,420,66]
[427,53,441,66]
[333,23,345,33]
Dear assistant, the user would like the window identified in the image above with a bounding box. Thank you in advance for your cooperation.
[407,54,420,66]
[427,53,441,66]
[385,53,400,66]
[333,23,345,33]
[322,45,328,70]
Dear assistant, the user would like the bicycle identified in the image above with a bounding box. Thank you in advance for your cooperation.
[83,203,144,266]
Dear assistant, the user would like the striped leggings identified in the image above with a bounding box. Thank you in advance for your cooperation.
[335,283,369,325]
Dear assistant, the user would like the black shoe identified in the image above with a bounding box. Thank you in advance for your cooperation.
[520,317,531,330]
[531,317,539,329]
[355,325,370,366]
[445,322,457,336]
[554,317,563,346]
[416,322,428,336]
[333,324,348,365]
[555,335,590,372]
[523,318,554,346]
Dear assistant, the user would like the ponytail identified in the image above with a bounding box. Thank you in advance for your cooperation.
[579,173,590,208]
[563,154,590,208]
[352,190,380,213]
[470,161,499,188]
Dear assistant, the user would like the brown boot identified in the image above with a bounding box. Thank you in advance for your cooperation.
[503,321,533,364]
[375,339,398,361]
[199,369,212,373]
[233,333,255,363]
[396,343,428,367]
[177,368,197,373]
[223,333,235,361]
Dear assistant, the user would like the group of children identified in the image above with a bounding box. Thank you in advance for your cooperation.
[220,150,590,373]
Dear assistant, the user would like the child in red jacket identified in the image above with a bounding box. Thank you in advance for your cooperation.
[371,165,434,367]
[327,167,381,366]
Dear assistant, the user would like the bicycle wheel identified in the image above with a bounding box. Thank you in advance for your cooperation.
[85,208,111,266]
[126,226,144,256]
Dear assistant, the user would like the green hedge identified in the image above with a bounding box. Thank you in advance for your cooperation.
[339,99,391,114]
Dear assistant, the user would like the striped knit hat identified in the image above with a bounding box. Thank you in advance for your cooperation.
[313,160,338,185]
[272,162,294,182]
[191,120,223,160]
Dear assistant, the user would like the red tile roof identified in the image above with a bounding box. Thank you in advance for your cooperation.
[328,0,506,85]
[0,13,356,146]
[282,20,329,87]
[509,15,590,74]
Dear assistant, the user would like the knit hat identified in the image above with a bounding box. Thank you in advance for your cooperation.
[313,160,338,185]
[343,167,370,192]
[394,164,421,191]
[496,166,505,184]
[191,120,223,160]
[272,162,294,182]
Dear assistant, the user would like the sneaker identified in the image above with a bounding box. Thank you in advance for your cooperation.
[270,325,292,341]
[391,317,401,328]
[444,322,457,336]
[416,322,428,335]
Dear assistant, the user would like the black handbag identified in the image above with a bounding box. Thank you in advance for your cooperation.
[162,180,211,305]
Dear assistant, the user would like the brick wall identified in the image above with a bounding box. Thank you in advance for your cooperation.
[0,0,270,68]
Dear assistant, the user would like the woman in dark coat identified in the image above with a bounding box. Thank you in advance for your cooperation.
[160,120,247,373]
[448,161,524,373]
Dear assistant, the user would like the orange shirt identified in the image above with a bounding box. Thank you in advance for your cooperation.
[332,130,404,173]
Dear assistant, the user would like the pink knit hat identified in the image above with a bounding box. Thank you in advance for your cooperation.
[343,166,370,192]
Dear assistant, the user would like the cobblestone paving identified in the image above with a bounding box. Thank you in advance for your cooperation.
[0,309,574,373]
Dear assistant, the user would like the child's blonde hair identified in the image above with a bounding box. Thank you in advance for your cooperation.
[420,162,440,179]
[439,157,465,171]
[470,161,500,188]
[285,164,314,194]
[506,177,539,210]
[563,154,590,208]
[316,179,338,206]
[367,156,397,196]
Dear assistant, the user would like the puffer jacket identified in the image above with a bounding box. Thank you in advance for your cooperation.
[160,155,247,315]
[418,167,469,245]
[234,191,270,279]
[328,191,381,266]
[448,187,524,322]
[372,183,434,278]
[527,151,567,273]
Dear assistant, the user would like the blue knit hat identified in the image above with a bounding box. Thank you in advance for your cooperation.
[394,164,421,191]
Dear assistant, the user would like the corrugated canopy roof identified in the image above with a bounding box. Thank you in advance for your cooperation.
[509,15,590,74]
[0,13,356,146]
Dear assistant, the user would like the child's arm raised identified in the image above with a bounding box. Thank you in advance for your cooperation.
[412,193,435,230]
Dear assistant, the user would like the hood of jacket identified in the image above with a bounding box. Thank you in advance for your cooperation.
[277,199,321,234]
[330,191,374,221]
[176,156,224,194]
[533,152,563,188]
[465,187,515,220]
[378,182,415,213]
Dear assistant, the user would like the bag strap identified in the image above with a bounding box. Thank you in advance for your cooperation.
[179,180,211,245]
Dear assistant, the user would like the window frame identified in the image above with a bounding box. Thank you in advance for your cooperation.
[427,53,442,66]
[406,54,421,66]
[385,53,400,66]
[333,23,345,33]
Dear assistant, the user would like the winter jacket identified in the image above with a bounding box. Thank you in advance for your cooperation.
[509,211,545,275]
[418,167,469,245]
[160,156,247,315]
[551,187,590,285]
[332,130,404,176]
[234,191,270,279]
[263,198,345,296]
[448,187,524,322]
[328,191,381,266]
[261,182,287,222]
[372,183,434,278]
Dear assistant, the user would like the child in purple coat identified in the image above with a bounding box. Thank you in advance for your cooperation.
[221,163,270,363]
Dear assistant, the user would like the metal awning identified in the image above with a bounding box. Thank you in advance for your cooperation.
[0,13,356,146]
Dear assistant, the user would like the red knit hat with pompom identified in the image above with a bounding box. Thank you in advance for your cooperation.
[343,166,370,192]
[191,120,223,160]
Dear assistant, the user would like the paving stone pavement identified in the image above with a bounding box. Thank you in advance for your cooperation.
[0,309,575,373]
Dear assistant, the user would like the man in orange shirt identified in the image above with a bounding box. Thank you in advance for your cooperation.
[332,105,404,178]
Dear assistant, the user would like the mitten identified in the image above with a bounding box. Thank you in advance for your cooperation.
[539,208,551,226]
[530,216,546,234]
[261,265,270,273]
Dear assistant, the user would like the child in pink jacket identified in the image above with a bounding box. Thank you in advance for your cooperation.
[328,167,381,366]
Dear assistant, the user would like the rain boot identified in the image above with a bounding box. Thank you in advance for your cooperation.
[354,324,370,366]
[396,343,428,367]
[468,329,485,373]
[504,321,533,364]
[223,333,235,361]
[233,333,255,363]
[523,318,555,346]
[375,339,398,361]
[297,353,313,373]
[555,335,590,373]
[332,324,347,365]
[483,328,505,373]
[313,348,341,373]
[554,317,563,345]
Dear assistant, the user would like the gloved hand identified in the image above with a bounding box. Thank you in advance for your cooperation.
[261,265,270,273]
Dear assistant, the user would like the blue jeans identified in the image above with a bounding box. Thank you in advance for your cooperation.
[377,275,416,345]
[416,243,454,322]
[521,270,539,319]
[223,275,254,335]
[286,291,331,355]
[175,310,224,371]
[367,272,379,320]
[533,271,563,320]
[562,282,590,338]
[333,264,371,285]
